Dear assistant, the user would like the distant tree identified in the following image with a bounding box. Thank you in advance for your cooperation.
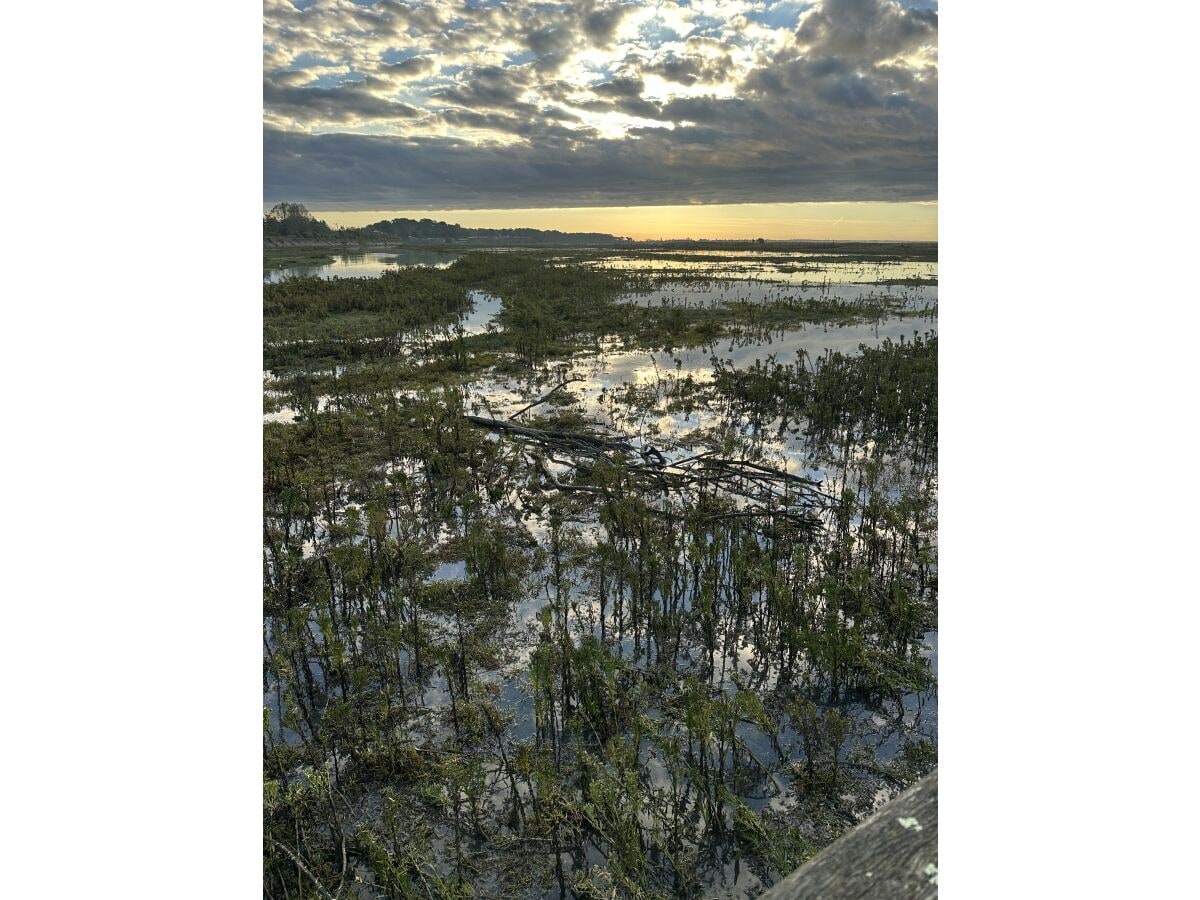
[356,214,624,246]
[263,202,332,237]
[266,202,306,221]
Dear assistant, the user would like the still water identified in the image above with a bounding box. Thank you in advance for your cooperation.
[264,247,938,898]
[263,249,461,282]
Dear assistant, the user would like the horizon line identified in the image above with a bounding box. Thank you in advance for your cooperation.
[290,200,938,242]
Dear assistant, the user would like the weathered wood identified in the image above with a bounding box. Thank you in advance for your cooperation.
[463,414,634,451]
[761,770,937,900]
[462,412,831,528]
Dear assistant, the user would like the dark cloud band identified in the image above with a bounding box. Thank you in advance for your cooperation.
[264,125,935,208]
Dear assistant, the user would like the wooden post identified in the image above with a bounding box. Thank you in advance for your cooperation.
[761,770,938,899]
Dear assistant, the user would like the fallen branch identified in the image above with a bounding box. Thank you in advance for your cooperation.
[463,412,834,528]
[530,452,609,496]
[268,838,338,900]
[509,377,584,420]
[465,414,633,453]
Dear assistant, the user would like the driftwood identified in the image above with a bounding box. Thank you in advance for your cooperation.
[761,770,938,900]
[463,411,835,528]
[465,414,635,454]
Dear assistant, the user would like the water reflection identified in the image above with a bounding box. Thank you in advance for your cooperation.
[461,290,502,335]
[622,281,937,309]
[263,248,938,899]
[594,251,937,287]
[263,249,460,282]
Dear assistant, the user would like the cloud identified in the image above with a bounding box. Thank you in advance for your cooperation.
[382,56,436,80]
[432,65,533,110]
[642,51,734,86]
[592,76,647,100]
[264,124,934,208]
[795,0,937,62]
[263,0,936,207]
[264,76,422,127]
[583,4,638,48]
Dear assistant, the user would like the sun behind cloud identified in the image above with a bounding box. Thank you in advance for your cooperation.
[264,0,938,216]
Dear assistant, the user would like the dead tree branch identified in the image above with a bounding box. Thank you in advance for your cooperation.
[464,413,833,529]
[509,377,585,420]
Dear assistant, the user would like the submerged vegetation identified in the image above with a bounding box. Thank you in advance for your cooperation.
[264,251,932,373]
[264,247,937,898]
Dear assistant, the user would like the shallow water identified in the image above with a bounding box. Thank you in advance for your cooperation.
[263,249,461,282]
[592,249,936,288]
[264,248,938,898]
[466,317,936,440]
[622,279,937,309]
[461,290,502,335]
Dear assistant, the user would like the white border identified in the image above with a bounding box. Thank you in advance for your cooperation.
[4,0,263,894]
[941,2,1200,896]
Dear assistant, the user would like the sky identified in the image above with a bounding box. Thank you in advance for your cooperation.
[264,0,938,239]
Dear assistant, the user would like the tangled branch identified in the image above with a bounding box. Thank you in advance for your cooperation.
[463,413,835,529]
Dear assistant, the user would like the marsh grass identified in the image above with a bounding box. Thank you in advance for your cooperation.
[263,249,937,899]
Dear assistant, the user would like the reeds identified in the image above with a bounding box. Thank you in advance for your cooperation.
[263,248,938,899]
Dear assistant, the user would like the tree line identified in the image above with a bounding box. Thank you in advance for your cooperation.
[264,202,630,245]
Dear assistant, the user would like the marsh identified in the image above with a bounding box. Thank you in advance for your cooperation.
[263,244,937,899]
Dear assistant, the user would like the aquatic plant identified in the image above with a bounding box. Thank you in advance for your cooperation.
[263,247,938,899]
